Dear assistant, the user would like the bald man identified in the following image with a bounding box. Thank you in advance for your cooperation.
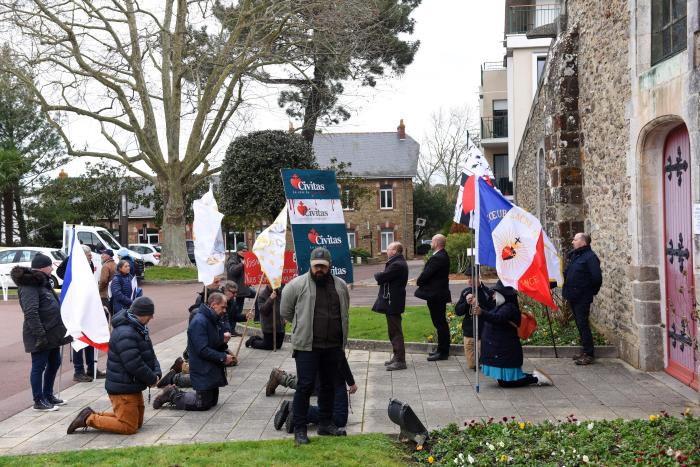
[415,234,452,361]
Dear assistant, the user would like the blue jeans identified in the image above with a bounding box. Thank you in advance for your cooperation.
[292,347,343,430]
[73,347,95,376]
[307,381,349,427]
[30,348,61,401]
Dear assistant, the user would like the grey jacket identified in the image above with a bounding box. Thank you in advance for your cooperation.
[280,272,350,351]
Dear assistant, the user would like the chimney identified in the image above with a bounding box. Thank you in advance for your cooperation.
[397,119,406,140]
[58,168,67,179]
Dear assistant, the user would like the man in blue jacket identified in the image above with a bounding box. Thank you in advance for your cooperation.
[563,233,603,366]
[152,292,234,411]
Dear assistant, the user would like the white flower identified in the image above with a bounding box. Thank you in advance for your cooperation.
[573,448,576,453]
[487,442,495,451]
[587,422,594,430]
[467,454,475,464]
[498,441,505,448]
[666,448,674,456]
[582,455,590,463]
[576,420,581,426]
[459,453,464,460]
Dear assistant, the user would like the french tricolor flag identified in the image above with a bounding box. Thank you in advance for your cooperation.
[60,229,110,352]
[474,177,562,309]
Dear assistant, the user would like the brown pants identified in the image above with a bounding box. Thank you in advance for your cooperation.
[386,314,406,362]
[463,337,480,369]
[87,393,145,435]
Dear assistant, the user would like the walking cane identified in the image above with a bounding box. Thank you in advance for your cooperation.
[235,282,264,359]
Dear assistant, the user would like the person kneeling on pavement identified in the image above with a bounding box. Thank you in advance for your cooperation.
[246,284,285,350]
[267,353,358,435]
[153,292,234,411]
[454,283,486,370]
[67,297,161,435]
[467,281,553,388]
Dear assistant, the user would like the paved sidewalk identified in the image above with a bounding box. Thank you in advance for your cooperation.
[0,330,697,456]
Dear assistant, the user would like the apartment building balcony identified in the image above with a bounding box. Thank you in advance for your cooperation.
[506,3,560,36]
[480,116,508,146]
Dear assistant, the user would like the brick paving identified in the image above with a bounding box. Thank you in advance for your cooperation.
[0,330,697,456]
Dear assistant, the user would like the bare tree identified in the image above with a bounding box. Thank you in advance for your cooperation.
[417,106,477,203]
[0,0,323,265]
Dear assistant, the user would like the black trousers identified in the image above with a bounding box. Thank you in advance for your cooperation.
[428,300,450,355]
[570,300,594,357]
[386,314,405,362]
[249,331,285,350]
[174,387,219,411]
[292,347,343,430]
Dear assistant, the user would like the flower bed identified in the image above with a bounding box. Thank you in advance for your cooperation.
[413,411,699,465]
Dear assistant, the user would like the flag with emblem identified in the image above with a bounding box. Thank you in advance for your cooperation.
[252,205,288,289]
[192,186,225,286]
[474,177,561,309]
[453,137,495,226]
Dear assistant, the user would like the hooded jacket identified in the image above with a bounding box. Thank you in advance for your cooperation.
[12,266,69,353]
[106,310,161,394]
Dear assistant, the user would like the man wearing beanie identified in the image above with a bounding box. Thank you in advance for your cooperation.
[280,247,350,445]
[67,296,161,435]
[12,253,71,411]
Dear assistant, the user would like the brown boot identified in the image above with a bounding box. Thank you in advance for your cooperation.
[266,368,286,396]
[157,369,177,388]
[153,384,179,409]
[67,407,94,434]
[170,357,184,373]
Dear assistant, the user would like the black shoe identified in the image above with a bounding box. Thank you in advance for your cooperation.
[571,352,585,361]
[157,369,177,388]
[274,400,291,430]
[153,384,178,409]
[93,369,107,379]
[245,337,254,348]
[427,353,449,362]
[428,349,441,357]
[575,354,594,365]
[67,407,94,434]
[386,361,407,371]
[318,423,343,436]
[294,427,310,445]
[285,409,295,433]
[33,398,58,412]
[46,394,67,406]
[384,355,396,366]
[73,373,93,383]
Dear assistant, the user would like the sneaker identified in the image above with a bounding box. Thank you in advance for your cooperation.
[575,354,594,366]
[266,368,286,397]
[386,361,407,371]
[274,400,291,430]
[157,369,177,388]
[33,398,58,412]
[66,407,94,434]
[46,394,67,406]
[384,355,396,366]
[73,373,93,383]
[153,384,178,409]
[532,368,553,386]
[170,357,184,373]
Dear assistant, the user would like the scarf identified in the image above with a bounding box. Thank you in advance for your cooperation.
[126,311,150,339]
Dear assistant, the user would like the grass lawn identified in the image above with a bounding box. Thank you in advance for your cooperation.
[1,433,412,467]
[144,266,197,281]
[414,412,700,465]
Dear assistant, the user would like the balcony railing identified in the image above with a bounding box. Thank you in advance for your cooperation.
[481,61,505,85]
[481,116,508,139]
[495,177,514,196]
[507,4,560,35]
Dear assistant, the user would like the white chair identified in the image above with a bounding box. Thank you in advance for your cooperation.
[0,273,9,301]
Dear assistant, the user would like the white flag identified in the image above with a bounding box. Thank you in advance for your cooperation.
[60,229,110,351]
[252,206,288,289]
[454,137,495,225]
[192,186,225,286]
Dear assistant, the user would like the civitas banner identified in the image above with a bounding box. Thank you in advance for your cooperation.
[281,168,353,284]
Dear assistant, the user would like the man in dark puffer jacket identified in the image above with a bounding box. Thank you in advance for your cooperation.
[12,254,71,412]
[67,297,161,435]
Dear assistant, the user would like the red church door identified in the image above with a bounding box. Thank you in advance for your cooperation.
[662,124,698,389]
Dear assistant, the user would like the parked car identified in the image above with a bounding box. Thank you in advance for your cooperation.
[129,244,161,267]
[0,247,67,288]
[185,240,195,264]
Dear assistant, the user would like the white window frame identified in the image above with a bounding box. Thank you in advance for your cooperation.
[380,187,393,210]
[380,231,394,252]
[347,231,356,249]
[531,52,548,97]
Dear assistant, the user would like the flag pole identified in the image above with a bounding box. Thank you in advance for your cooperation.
[272,287,277,352]
[57,344,64,398]
[235,282,264,359]
[94,348,98,380]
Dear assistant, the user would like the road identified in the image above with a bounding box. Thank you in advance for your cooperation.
[0,259,469,421]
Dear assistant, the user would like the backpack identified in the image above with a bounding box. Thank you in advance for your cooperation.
[510,311,537,339]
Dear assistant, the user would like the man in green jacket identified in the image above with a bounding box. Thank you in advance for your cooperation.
[280,247,350,446]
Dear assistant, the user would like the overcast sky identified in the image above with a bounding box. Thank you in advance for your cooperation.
[61,1,506,174]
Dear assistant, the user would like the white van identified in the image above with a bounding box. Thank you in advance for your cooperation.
[62,224,145,280]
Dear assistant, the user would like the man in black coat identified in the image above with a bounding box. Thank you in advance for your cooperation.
[12,254,71,412]
[372,241,409,371]
[153,292,234,411]
[563,232,602,365]
[415,234,452,361]
[67,297,161,435]
[226,243,252,312]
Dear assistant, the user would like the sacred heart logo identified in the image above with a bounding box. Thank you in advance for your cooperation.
[290,174,302,189]
[501,238,521,261]
[296,201,308,216]
[308,228,319,244]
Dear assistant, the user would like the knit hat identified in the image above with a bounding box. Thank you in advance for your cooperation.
[310,247,331,267]
[130,296,155,316]
[99,249,114,258]
[31,253,53,269]
[236,242,248,251]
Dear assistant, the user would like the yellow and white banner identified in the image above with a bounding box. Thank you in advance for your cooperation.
[252,205,288,289]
